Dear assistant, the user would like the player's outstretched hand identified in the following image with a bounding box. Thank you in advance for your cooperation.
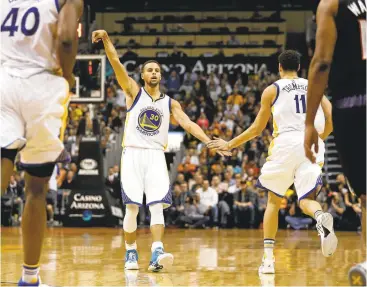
[92,30,108,43]
[304,123,319,163]
[215,149,232,157]
[207,137,230,151]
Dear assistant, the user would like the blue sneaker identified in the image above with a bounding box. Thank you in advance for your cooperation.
[125,249,139,270]
[18,278,48,286]
[148,247,174,272]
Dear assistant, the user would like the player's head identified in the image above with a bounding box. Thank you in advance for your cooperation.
[141,60,162,88]
[278,50,301,76]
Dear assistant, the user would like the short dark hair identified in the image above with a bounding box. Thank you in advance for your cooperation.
[141,60,161,72]
[278,50,301,71]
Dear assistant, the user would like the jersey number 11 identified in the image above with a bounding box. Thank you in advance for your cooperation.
[294,94,306,114]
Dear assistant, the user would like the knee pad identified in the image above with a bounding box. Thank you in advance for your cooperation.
[21,162,55,178]
[123,204,139,233]
[149,203,165,226]
[1,148,18,163]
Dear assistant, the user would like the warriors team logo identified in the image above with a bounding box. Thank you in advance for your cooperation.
[137,107,163,136]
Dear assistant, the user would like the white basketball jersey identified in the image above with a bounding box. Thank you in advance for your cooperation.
[1,0,60,78]
[122,88,171,150]
[272,78,325,137]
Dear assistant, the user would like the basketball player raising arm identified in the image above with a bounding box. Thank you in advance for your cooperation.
[92,30,229,272]
[92,30,230,156]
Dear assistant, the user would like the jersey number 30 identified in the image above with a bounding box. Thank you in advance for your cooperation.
[294,94,306,114]
[1,7,40,37]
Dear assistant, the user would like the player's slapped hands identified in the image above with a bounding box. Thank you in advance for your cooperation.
[92,30,108,43]
[207,137,231,152]
[170,99,231,157]
[214,149,232,157]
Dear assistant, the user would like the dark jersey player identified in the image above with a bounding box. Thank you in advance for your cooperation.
[304,0,366,286]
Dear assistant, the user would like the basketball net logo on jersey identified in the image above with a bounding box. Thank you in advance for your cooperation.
[137,107,163,136]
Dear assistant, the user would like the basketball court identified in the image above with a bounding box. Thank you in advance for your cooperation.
[1,228,364,286]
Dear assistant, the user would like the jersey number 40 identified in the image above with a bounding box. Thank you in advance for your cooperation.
[1,7,40,37]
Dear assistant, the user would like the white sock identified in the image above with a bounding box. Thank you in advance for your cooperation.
[264,239,275,259]
[125,241,137,251]
[151,241,163,252]
[22,265,39,284]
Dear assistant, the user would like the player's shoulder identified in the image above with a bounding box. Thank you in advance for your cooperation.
[272,78,286,89]
[295,77,308,85]
[169,96,180,108]
[263,82,278,95]
[261,84,278,105]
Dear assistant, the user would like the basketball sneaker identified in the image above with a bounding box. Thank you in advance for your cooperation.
[18,277,49,286]
[348,261,367,286]
[316,212,338,257]
[125,249,139,270]
[148,247,174,272]
[258,255,275,274]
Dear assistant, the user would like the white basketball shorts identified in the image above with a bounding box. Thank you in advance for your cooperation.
[120,147,172,208]
[256,131,325,200]
[0,69,70,164]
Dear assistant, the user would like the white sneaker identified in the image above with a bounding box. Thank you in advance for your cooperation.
[148,247,174,272]
[259,256,275,274]
[316,212,338,257]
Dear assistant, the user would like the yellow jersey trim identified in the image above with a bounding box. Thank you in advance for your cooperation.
[121,112,130,147]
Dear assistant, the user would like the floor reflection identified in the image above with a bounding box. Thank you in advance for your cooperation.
[124,270,174,286]
[259,273,275,287]
[1,228,364,286]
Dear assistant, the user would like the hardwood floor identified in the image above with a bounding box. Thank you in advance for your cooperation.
[1,227,365,286]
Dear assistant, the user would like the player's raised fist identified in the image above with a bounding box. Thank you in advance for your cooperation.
[92,30,108,43]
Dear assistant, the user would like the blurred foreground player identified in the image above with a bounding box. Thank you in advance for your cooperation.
[1,0,83,285]
[304,0,366,285]
[92,30,230,272]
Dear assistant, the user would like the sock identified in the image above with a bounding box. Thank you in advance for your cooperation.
[125,241,137,251]
[151,241,163,252]
[314,210,323,221]
[264,239,275,259]
[22,265,39,284]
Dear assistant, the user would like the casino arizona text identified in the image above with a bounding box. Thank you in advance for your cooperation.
[70,193,105,210]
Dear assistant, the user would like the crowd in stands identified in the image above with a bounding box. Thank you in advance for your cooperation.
[1,62,362,232]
